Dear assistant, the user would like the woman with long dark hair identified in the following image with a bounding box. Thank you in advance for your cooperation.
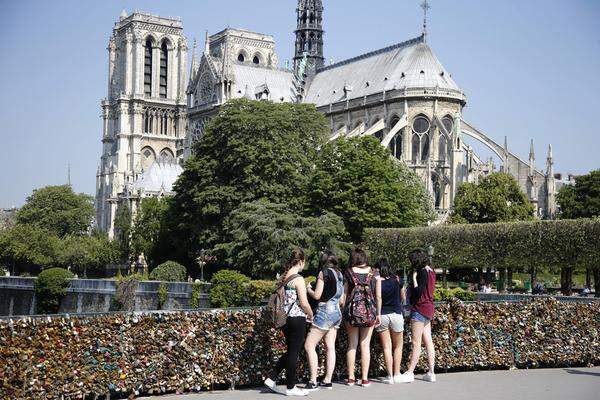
[374,258,405,384]
[303,250,345,391]
[343,248,382,387]
[397,249,436,383]
[264,248,314,396]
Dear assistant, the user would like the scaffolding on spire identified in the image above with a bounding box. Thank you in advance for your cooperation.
[421,0,430,41]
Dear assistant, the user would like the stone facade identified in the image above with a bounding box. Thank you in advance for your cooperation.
[96,12,187,238]
[96,3,558,236]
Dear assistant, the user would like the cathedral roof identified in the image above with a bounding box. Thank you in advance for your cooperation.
[229,63,298,102]
[132,161,183,194]
[304,35,462,107]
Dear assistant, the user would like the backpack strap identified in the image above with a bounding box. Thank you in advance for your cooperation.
[278,273,301,290]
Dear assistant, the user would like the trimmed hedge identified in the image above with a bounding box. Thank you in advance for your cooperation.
[149,261,187,282]
[364,219,600,272]
[34,267,74,314]
[210,269,251,307]
[1,300,598,398]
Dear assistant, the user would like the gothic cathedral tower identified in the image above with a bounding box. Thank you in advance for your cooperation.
[293,0,324,77]
[96,11,187,238]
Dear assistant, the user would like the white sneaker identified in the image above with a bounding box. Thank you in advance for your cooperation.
[285,386,309,396]
[264,378,277,393]
[423,372,436,382]
[382,376,394,384]
[396,372,415,383]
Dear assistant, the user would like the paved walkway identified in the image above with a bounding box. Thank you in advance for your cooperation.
[139,367,600,400]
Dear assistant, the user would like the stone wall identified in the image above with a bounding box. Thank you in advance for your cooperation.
[0,277,211,316]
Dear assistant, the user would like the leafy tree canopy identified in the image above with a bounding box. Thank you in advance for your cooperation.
[58,234,119,277]
[16,185,94,237]
[451,172,534,224]
[0,224,60,269]
[170,99,329,259]
[214,200,349,278]
[557,169,600,219]
[131,197,170,268]
[307,136,434,241]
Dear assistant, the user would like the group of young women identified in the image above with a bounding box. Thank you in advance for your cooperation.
[264,247,437,396]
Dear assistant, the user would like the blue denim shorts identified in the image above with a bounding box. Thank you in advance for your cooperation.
[312,302,342,330]
[411,310,431,323]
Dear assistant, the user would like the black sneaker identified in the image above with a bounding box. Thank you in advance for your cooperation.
[304,381,319,391]
[319,381,333,390]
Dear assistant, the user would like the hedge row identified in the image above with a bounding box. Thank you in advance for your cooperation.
[364,219,600,272]
[1,300,598,399]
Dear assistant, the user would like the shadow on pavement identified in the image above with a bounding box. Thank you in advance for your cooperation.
[564,369,600,377]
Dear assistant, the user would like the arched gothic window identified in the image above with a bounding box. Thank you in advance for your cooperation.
[442,116,453,135]
[387,116,403,159]
[412,134,420,162]
[433,177,442,208]
[141,146,155,170]
[253,55,260,65]
[159,41,168,98]
[238,53,245,62]
[421,133,430,161]
[159,148,174,162]
[144,39,153,97]
[439,134,447,161]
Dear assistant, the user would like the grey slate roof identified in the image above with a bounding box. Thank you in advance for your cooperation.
[132,161,183,194]
[229,63,298,102]
[304,35,461,107]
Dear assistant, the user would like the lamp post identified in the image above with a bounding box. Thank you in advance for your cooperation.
[196,249,206,282]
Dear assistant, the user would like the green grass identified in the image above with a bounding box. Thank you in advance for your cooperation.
[513,272,587,288]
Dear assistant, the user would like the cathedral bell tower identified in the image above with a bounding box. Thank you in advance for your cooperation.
[293,0,324,77]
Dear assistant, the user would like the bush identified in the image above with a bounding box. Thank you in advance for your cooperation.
[34,267,74,314]
[433,287,476,302]
[149,261,187,282]
[210,269,250,307]
[364,219,600,272]
[190,282,202,309]
[157,283,169,309]
[245,280,276,306]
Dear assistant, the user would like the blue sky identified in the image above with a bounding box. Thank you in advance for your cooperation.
[1,0,599,208]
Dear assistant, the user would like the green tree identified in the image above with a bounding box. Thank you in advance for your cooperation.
[169,99,329,260]
[130,197,170,267]
[215,200,349,278]
[557,169,600,219]
[0,224,60,273]
[307,136,434,241]
[451,172,534,224]
[34,267,74,314]
[113,203,132,262]
[149,260,187,282]
[16,185,94,237]
[58,234,119,278]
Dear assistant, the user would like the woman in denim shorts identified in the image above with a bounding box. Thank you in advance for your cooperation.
[374,258,406,384]
[303,251,345,390]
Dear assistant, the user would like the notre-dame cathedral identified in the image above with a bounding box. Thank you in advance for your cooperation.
[96,1,557,238]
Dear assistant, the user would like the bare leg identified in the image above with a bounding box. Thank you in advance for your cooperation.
[359,327,374,381]
[407,320,424,373]
[346,324,359,381]
[422,321,435,373]
[323,328,338,383]
[304,327,327,384]
[378,329,393,377]
[391,331,404,376]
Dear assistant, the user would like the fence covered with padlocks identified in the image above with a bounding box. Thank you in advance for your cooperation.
[1,299,598,399]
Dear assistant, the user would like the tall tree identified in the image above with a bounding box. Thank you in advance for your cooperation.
[557,169,600,219]
[59,234,119,278]
[0,224,60,273]
[113,203,132,262]
[214,200,349,278]
[169,99,329,260]
[307,136,434,241]
[16,185,94,237]
[451,172,535,224]
[130,197,170,268]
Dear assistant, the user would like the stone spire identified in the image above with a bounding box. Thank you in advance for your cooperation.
[189,38,198,80]
[421,0,430,42]
[528,139,535,176]
[294,0,324,77]
[204,30,210,55]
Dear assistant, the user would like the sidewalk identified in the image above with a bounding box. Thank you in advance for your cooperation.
[139,367,599,400]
